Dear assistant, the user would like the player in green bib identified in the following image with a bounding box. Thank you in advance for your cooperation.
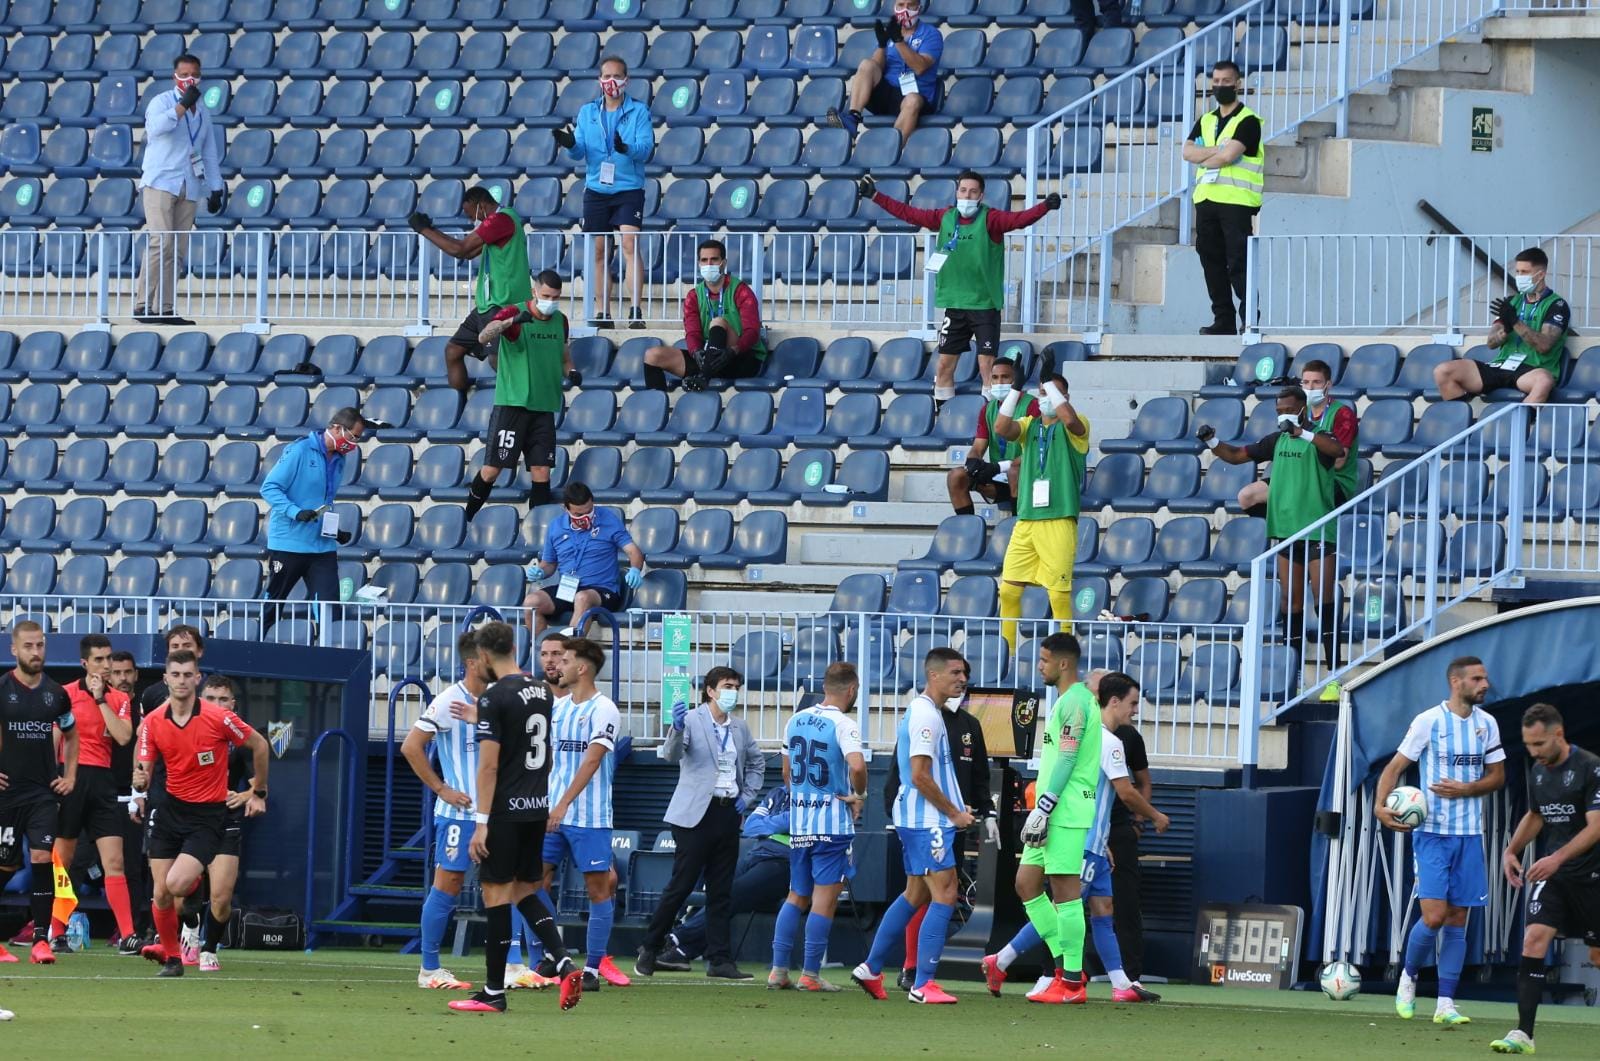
[642,239,769,391]
[1237,358,1359,516]
[946,355,1040,514]
[1434,247,1570,405]
[1201,384,1348,667]
[468,270,576,521]
[409,185,533,403]
[1011,633,1101,1004]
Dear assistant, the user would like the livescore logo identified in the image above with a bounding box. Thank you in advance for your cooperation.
[1213,965,1275,985]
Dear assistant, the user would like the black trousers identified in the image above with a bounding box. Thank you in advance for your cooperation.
[642,799,742,964]
[670,850,789,959]
[265,549,339,602]
[1194,199,1257,329]
[1108,821,1144,982]
[1070,0,1123,25]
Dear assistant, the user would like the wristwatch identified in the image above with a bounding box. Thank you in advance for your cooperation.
[253,787,268,799]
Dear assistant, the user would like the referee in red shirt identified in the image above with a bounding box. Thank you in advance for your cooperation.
[52,634,138,952]
[133,650,269,977]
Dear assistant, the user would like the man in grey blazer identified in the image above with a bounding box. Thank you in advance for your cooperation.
[635,666,766,979]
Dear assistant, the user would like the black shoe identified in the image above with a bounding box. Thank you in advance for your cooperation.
[634,947,658,977]
[133,313,159,324]
[628,307,645,330]
[706,962,752,980]
[896,967,915,992]
[682,370,707,392]
[591,316,615,330]
[655,947,692,972]
[582,971,603,991]
[51,935,70,953]
[116,934,142,957]
[1198,323,1237,336]
[536,956,559,979]
[157,315,196,326]
[158,957,184,977]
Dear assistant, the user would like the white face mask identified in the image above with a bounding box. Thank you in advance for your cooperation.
[1514,273,1536,294]
[955,199,981,219]
[717,688,738,711]
[1277,412,1301,432]
[1304,387,1326,407]
[536,298,559,316]
[699,264,723,285]
[1037,393,1056,417]
[943,696,963,711]
[988,383,1010,400]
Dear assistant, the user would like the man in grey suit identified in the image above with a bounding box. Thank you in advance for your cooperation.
[635,666,765,979]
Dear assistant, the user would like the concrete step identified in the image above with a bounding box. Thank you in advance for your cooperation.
[693,588,830,614]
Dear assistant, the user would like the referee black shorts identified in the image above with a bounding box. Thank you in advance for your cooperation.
[58,765,124,842]
[147,796,228,866]
[478,817,547,886]
[217,807,245,859]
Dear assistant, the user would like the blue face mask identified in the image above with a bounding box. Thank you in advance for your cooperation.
[717,688,739,711]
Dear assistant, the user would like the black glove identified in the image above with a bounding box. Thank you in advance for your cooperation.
[407,210,433,233]
[207,189,224,214]
[964,457,985,477]
[565,369,583,389]
[514,307,536,326]
[1045,192,1062,210]
[699,345,734,379]
[336,530,352,546]
[874,19,891,47]
[553,124,575,150]
[179,84,202,110]
[886,17,904,43]
[1197,423,1216,444]
[1490,296,1518,329]
[294,508,319,523]
[613,131,628,155]
[856,174,877,201]
[1040,350,1056,386]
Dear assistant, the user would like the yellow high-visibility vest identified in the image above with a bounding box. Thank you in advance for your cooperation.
[1193,105,1264,208]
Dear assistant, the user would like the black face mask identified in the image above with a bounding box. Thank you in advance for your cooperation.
[1213,85,1238,105]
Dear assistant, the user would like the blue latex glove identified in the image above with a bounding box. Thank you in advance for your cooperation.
[624,567,644,589]
[524,562,541,583]
[670,699,687,731]
[735,796,747,814]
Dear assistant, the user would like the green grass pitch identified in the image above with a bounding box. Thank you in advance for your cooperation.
[3,949,1597,1058]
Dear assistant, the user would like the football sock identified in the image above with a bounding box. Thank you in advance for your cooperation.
[953,502,975,516]
[464,472,493,522]
[1437,924,1466,1000]
[104,874,135,940]
[771,899,804,971]
[1402,920,1439,977]
[999,581,1024,650]
[515,892,567,963]
[707,325,729,350]
[51,917,66,940]
[998,922,1042,970]
[30,868,52,941]
[1022,893,1061,970]
[644,364,668,391]
[202,907,228,954]
[153,901,180,956]
[1048,588,1074,624]
[528,480,552,510]
[1517,954,1545,1036]
[802,911,832,976]
[485,904,511,994]
[865,895,916,976]
[1057,899,1085,981]
[420,887,454,971]
[1245,502,1268,519]
[903,904,927,971]
[1090,915,1132,989]
[528,892,552,965]
[584,899,614,974]
[913,902,953,990]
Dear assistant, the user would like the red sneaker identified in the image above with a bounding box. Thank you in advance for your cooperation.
[1112,984,1161,1003]
[0,943,17,964]
[1062,977,1087,1005]
[909,980,958,1004]
[597,956,631,987]
[980,954,1007,997]
[1026,974,1070,1004]
[29,940,55,965]
[558,968,584,1011]
[140,943,169,965]
[850,962,887,1000]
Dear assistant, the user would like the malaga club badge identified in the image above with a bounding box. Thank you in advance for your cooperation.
[269,720,295,759]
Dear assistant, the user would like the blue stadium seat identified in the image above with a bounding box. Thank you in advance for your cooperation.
[1102,396,1190,453]
[654,509,735,569]
[743,388,826,448]
[1201,342,1290,398]
[641,446,726,505]
[1388,402,1470,459]
[1121,453,1201,513]
[1441,522,1506,581]
[1368,343,1453,400]
[630,507,681,560]
[949,517,1013,577]
[729,631,784,692]
[1125,514,1212,577]
[700,448,779,505]
[1178,644,1241,705]
[1187,516,1267,576]
[594,446,674,503]
[207,499,263,560]
[1289,341,1345,384]
[5,553,57,593]
[1236,24,1289,73]
[883,570,940,625]
[373,621,424,676]
[856,394,933,450]
[1547,465,1600,521]
[588,390,668,446]
[1113,575,1171,624]
[564,446,622,493]
[899,515,988,573]
[556,391,617,445]
[750,449,835,507]
[1075,516,1155,578]
[1127,640,1182,705]
[1554,344,1600,403]
[1168,578,1228,630]
[702,511,786,570]
[1079,453,1143,510]
[687,390,772,447]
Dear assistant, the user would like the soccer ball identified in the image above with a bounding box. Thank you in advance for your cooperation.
[1319,961,1361,1001]
[1384,785,1427,828]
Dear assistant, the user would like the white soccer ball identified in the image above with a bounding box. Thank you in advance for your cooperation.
[1319,961,1361,1001]
[1385,785,1427,829]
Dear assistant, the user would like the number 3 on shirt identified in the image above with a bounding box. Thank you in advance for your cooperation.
[525,713,548,770]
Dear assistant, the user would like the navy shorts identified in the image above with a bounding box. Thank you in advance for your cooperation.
[582,188,645,232]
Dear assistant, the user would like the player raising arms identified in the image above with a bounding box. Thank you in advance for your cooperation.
[134,650,268,977]
[1490,704,1600,1055]
[449,621,582,1014]
[1375,655,1504,1026]
[853,648,974,1004]
[0,622,77,965]
[770,662,867,992]
[543,636,629,990]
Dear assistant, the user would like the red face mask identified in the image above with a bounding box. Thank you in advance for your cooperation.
[176,74,200,93]
[599,76,627,98]
[569,511,595,532]
[329,427,358,455]
[895,8,919,28]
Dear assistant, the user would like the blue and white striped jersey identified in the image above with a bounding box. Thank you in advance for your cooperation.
[1397,703,1506,836]
[547,692,622,829]
[892,695,963,830]
[413,681,478,822]
[1087,726,1129,857]
[786,704,863,841]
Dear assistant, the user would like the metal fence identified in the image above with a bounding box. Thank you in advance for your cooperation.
[1021,0,1506,338]
[1247,233,1600,337]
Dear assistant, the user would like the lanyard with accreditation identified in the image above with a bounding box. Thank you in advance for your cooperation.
[1031,420,1057,508]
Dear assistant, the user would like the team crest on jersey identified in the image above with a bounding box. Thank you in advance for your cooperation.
[961,732,972,746]
[1475,726,1486,742]
[1564,770,1575,786]
[197,750,215,766]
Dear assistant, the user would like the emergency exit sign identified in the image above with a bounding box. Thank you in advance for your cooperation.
[1471,107,1494,152]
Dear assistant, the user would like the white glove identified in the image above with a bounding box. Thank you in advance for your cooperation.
[997,460,1011,477]
[1020,792,1056,848]
[983,815,1001,848]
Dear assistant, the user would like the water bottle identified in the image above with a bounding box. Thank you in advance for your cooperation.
[66,911,90,952]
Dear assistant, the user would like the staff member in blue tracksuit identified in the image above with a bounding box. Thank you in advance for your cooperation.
[554,55,655,331]
[260,407,364,602]
[522,481,645,639]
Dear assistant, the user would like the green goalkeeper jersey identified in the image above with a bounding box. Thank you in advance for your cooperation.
[1039,681,1101,828]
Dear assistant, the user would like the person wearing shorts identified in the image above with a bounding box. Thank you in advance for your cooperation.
[1435,247,1569,407]
[949,355,1038,515]
[827,0,943,141]
[992,367,1091,649]
[522,482,645,639]
[464,270,574,521]
[860,170,1059,411]
[642,239,768,392]
[409,185,533,401]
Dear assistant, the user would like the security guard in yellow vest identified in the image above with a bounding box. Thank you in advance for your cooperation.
[1182,60,1264,335]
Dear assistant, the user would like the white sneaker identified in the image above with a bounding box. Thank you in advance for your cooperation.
[418,967,471,990]
[1026,975,1054,1000]
[1395,969,1416,1019]
[0,1003,13,1021]
[503,963,531,989]
[180,925,201,966]
[198,952,220,973]
[1489,1028,1535,1054]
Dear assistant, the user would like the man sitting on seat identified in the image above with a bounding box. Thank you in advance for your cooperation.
[828,0,943,142]
[1433,247,1568,406]
[642,239,767,392]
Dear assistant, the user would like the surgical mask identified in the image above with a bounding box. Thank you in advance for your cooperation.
[568,511,594,532]
[955,198,981,219]
[699,264,723,285]
[895,7,919,28]
[1037,393,1057,417]
[1514,273,1536,294]
[1277,412,1301,432]
[988,383,1010,400]
[717,688,739,711]
[536,298,559,316]
[944,696,963,711]
[1213,85,1238,105]
[600,76,627,98]
[1304,387,1326,407]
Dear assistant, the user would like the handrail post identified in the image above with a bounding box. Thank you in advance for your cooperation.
[1092,233,1112,343]
[1243,235,1259,342]
[1022,126,1039,331]
[405,231,433,337]
[1178,42,1196,247]
[304,728,355,950]
[246,229,270,334]
[384,679,431,860]
[1506,405,1528,579]
[1336,0,1352,138]
[1423,457,1443,640]
[1238,556,1263,779]
[93,231,111,329]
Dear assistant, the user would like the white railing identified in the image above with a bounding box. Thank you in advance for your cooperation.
[1247,232,1600,338]
[1022,0,1506,338]
[1237,402,1600,769]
